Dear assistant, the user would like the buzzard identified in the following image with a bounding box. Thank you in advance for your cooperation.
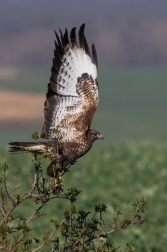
[9,24,103,177]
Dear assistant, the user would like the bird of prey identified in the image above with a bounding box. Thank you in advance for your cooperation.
[9,24,103,178]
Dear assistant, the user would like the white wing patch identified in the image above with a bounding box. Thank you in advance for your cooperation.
[41,24,99,142]
[50,46,97,97]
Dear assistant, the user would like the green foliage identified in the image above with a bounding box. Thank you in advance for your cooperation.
[0,147,149,251]
[32,132,39,140]
[64,187,81,203]
[1,138,167,250]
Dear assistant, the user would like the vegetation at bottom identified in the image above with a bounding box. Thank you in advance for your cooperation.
[0,138,167,251]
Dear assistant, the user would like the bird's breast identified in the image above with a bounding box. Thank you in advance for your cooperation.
[75,141,92,158]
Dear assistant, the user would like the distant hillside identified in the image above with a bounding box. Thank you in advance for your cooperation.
[0,89,43,121]
[1,0,167,67]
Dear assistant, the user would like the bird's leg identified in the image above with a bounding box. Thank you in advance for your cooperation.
[53,163,64,192]
[53,145,64,192]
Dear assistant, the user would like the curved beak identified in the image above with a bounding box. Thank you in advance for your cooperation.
[99,134,103,140]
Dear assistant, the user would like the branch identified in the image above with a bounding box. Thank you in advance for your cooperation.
[32,217,67,252]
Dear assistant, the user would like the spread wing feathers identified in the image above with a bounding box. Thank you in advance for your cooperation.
[41,24,99,141]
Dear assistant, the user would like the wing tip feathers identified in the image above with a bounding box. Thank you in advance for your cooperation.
[53,23,97,69]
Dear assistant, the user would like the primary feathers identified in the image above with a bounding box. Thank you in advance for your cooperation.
[9,24,103,177]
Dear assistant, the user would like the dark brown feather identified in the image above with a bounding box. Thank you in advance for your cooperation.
[92,44,98,70]
[70,27,77,48]
[79,23,91,58]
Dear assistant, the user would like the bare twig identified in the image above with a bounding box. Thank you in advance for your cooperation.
[0,204,16,225]
[32,217,67,252]
[3,169,15,205]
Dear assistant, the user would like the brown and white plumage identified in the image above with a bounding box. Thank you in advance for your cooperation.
[9,24,103,177]
[41,24,99,141]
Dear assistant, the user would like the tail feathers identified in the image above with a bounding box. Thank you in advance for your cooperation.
[8,142,47,154]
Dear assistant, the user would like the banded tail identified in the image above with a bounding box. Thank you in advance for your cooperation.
[8,141,64,177]
[8,142,47,154]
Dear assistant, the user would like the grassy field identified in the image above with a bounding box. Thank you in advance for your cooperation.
[1,66,167,145]
[1,138,167,251]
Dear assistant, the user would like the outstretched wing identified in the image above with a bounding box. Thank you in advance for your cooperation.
[41,24,99,142]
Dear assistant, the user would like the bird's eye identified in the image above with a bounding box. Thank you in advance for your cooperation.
[94,133,98,136]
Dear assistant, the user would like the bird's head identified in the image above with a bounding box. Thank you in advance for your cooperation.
[89,129,103,142]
